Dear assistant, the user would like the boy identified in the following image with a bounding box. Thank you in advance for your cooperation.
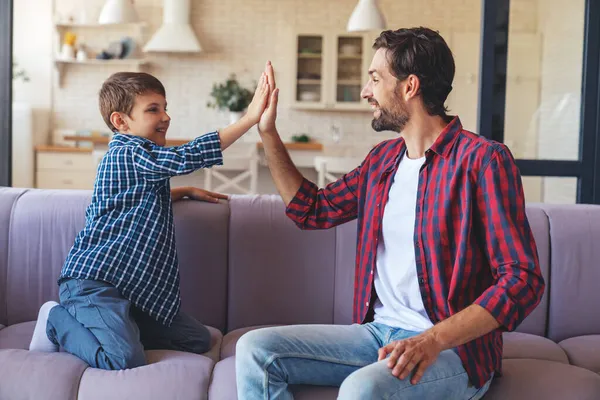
[28,68,270,370]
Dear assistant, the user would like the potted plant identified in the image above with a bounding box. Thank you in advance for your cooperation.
[207,74,254,124]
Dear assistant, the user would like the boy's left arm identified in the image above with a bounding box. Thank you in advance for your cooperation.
[171,187,228,203]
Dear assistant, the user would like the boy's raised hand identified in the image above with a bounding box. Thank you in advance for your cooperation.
[245,71,270,125]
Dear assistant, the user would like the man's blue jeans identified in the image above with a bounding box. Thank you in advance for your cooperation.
[235,323,493,399]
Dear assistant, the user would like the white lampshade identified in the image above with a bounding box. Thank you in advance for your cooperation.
[98,0,139,24]
[347,0,386,32]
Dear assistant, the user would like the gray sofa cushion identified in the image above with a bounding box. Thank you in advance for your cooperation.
[515,205,550,336]
[6,189,90,325]
[0,187,28,326]
[543,205,600,342]
[503,332,568,364]
[0,321,34,350]
[173,199,230,333]
[559,335,600,374]
[0,320,223,362]
[485,359,600,400]
[0,349,87,400]
[77,350,214,400]
[227,195,337,331]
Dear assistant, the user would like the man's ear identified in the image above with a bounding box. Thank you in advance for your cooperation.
[110,112,128,132]
[403,74,421,100]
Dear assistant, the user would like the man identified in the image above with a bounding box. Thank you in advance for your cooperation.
[236,27,544,399]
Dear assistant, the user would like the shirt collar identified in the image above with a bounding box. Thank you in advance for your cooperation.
[381,116,463,175]
[427,115,463,159]
[109,132,154,149]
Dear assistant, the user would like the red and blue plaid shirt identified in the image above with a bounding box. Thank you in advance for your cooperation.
[285,117,545,388]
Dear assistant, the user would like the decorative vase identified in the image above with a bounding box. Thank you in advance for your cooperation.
[229,111,243,125]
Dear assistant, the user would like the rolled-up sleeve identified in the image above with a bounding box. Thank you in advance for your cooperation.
[133,131,223,181]
[473,145,545,331]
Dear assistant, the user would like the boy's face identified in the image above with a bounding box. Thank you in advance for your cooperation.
[111,92,170,146]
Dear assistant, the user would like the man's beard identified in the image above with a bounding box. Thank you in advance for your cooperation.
[371,101,410,133]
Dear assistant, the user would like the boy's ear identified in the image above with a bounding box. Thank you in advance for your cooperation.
[110,111,129,132]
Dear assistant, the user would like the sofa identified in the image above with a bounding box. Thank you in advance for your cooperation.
[0,187,599,399]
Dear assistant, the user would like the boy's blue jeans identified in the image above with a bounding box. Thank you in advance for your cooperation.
[235,324,493,400]
[46,278,211,370]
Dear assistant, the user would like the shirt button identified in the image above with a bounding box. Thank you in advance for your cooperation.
[366,301,369,306]
[419,278,425,284]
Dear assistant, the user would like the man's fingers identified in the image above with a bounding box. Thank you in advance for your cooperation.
[378,344,393,361]
[387,341,405,368]
[392,352,413,377]
[410,359,431,384]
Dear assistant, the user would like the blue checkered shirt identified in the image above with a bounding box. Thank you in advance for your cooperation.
[59,131,223,326]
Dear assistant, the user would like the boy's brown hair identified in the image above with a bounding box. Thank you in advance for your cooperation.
[99,72,166,131]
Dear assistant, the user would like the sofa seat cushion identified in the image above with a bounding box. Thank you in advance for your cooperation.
[503,331,568,363]
[559,335,600,374]
[0,320,223,363]
[485,359,600,400]
[209,356,339,400]
[0,321,34,349]
[0,324,4,330]
[78,350,215,400]
[0,349,88,400]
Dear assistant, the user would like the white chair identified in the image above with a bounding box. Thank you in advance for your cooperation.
[204,142,259,194]
[314,155,364,188]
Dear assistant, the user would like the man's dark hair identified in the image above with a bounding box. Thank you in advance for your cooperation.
[373,27,455,117]
[99,72,166,131]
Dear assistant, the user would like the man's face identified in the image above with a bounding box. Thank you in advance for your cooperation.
[116,92,171,146]
[361,48,410,133]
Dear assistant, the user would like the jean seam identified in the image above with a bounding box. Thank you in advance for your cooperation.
[262,352,373,399]
[385,371,468,400]
[77,280,127,367]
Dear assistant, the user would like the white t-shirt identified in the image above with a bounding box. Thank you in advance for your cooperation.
[373,153,434,332]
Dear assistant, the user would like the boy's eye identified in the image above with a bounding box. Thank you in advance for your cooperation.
[147,108,157,112]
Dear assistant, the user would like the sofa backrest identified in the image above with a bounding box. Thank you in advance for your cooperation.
[0,188,28,326]
[0,188,230,332]
[226,195,339,331]
[2,189,598,342]
[225,196,551,336]
[542,204,600,342]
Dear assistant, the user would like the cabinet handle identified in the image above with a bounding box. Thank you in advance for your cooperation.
[62,179,73,185]
[64,160,73,166]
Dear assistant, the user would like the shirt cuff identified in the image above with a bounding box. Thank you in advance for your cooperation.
[285,178,318,220]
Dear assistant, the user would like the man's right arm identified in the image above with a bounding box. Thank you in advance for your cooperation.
[259,128,362,230]
[259,62,361,229]
[258,131,304,206]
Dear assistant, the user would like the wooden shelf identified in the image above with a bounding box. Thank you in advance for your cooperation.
[256,142,323,151]
[62,135,323,151]
[55,22,147,29]
[63,135,189,147]
[35,145,92,153]
[55,59,148,66]
[54,59,149,88]
[298,53,322,59]
[338,55,362,60]
[298,79,322,85]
